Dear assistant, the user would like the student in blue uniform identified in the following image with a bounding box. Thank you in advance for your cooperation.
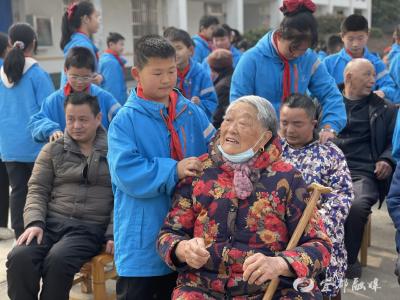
[192,15,219,63]
[323,14,398,103]
[59,0,102,87]
[202,26,242,76]
[99,32,127,105]
[107,35,215,300]
[387,26,400,103]
[0,31,13,240]
[164,27,217,121]
[230,0,346,143]
[0,23,54,239]
[29,47,120,144]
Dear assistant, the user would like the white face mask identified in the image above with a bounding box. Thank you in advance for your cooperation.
[218,133,267,164]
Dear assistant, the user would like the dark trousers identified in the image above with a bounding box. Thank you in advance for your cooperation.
[7,217,104,300]
[0,159,10,227]
[5,162,34,238]
[116,272,178,300]
[345,175,379,264]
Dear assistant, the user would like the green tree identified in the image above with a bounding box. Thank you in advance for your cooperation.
[372,0,400,33]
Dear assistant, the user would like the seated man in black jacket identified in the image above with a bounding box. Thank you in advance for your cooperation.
[334,58,397,279]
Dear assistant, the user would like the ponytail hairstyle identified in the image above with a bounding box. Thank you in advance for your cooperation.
[0,32,8,59]
[3,23,37,85]
[60,1,95,50]
[278,0,318,49]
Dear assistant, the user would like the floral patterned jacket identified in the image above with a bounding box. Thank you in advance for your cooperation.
[157,138,332,299]
[281,138,354,296]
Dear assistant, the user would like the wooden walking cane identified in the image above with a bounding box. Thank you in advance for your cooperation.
[262,182,332,300]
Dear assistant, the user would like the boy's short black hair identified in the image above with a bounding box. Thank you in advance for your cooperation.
[163,27,194,48]
[341,14,369,34]
[107,32,125,47]
[64,92,100,116]
[64,46,96,71]
[199,15,219,31]
[327,35,343,52]
[134,35,176,70]
[212,26,229,38]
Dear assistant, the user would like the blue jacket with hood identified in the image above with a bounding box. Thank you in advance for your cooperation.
[107,89,215,277]
[192,34,212,64]
[177,58,217,121]
[60,32,99,87]
[0,58,54,161]
[323,47,398,103]
[29,84,120,143]
[230,30,346,133]
[99,52,127,105]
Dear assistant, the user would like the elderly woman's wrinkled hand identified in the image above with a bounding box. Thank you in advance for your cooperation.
[243,253,291,285]
[177,157,203,179]
[175,237,210,269]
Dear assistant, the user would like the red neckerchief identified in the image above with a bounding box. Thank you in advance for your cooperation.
[273,33,291,101]
[199,33,213,51]
[176,64,190,98]
[63,82,90,96]
[104,49,125,71]
[346,48,364,59]
[76,30,99,61]
[136,83,184,161]
[346,48,354,58]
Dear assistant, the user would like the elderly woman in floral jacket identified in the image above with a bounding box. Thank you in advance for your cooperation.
[157,96,332,299]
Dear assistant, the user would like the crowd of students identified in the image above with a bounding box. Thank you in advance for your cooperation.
[2,0,400,299]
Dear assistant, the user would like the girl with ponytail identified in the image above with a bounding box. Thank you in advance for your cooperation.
[0,23,54,239]
[60,1,102,87]
[230,0,346,143]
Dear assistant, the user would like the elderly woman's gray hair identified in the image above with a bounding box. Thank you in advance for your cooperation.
[226,96,278,136]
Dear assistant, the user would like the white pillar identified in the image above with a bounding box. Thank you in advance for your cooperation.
[226,0,243,33]
[166,0,188,31]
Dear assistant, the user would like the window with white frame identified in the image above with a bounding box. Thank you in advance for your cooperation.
[131,0,159,45]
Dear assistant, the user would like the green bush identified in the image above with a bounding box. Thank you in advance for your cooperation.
[243,27,268,48]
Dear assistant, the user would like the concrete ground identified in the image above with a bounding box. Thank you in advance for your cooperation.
[0,203,398,299]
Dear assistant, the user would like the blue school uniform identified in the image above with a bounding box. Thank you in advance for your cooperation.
[177,58,217,121]
[192,34,212,64]
[99,52,127,105]
[323,47,398,102]
[230,30,346,133]
[60,32,99,87]
[388,44,400,103]
[107,89,215,277]
[29,84,120,143]
[0,58,54,161]
[0,58,3,68]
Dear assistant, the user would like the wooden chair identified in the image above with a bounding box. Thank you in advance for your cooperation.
[70,253,117,300]
[360,214,372,267]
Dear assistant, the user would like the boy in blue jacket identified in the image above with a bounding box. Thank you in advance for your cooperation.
[107,35,215,299]
[192,15,219,63]
[100,32,127,105]
[164,27,217,121]
[29,47,120,143]
[323,14,398,102]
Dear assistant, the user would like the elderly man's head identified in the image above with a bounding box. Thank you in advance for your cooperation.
[280,94,317,148]
[220,96,276,156]
[343,58,376,99]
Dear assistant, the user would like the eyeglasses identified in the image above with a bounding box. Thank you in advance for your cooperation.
[68,74,94,83]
